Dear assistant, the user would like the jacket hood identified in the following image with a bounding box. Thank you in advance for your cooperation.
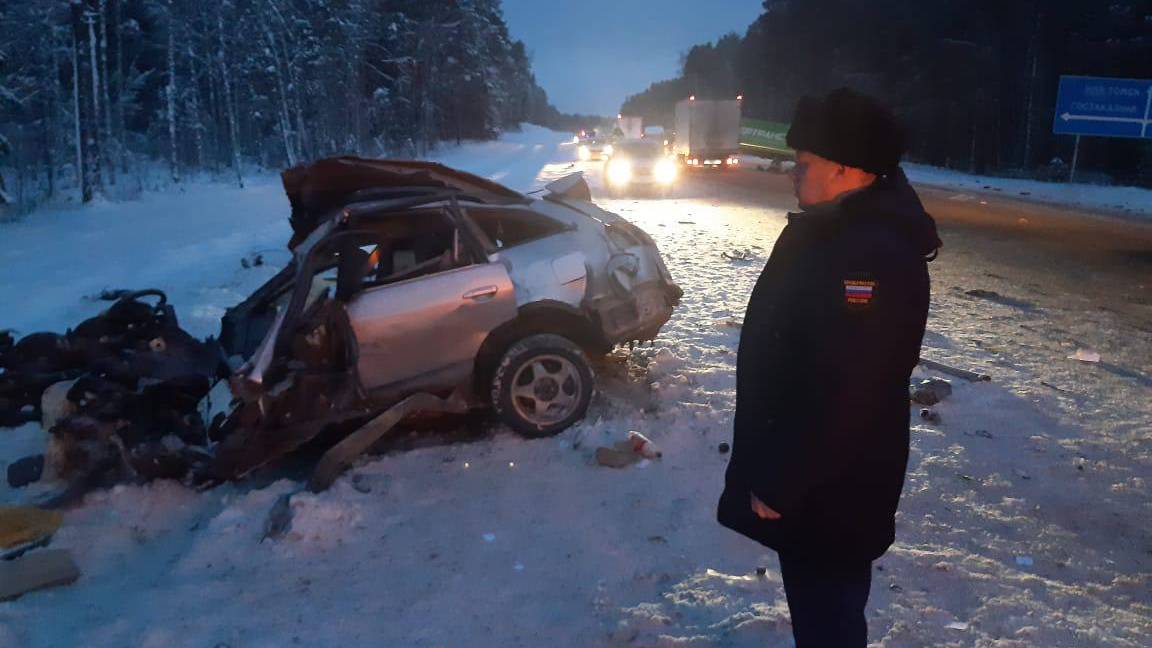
[840,167,942,259]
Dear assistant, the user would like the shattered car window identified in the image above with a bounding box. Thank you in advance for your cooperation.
[464,207,567,250]
[304,265,338,311]
[315,210,472,292]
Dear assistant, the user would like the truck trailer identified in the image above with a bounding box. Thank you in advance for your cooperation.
[672,98,742,169]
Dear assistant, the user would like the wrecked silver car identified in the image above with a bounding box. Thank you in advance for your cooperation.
[214,158,680,480]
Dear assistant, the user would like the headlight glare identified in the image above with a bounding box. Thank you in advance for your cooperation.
[607,159,633,185]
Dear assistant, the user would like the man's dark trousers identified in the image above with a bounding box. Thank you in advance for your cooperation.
[779,554,872,648]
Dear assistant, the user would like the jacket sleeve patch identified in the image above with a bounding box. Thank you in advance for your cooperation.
[843,278,877,306]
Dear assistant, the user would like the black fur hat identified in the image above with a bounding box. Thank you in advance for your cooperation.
[785,88,905,174]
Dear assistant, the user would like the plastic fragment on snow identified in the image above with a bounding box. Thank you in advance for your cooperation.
[0,506,64,553]
[513,562,525,572]
[482,533,496,543]
[1015,556,1034,566]
[1068,349,1101,363]
[918,357,990,382]
[6,455,45,489]
[261,493,295,542]
[721,250,755,262]
[595,433,660,468]
[351,473,373,494]
[595,446,639,468]
[0,549,81,601]
[911,378,953,405]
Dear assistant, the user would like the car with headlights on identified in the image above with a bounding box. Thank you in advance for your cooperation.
[603,139,679,197]
[577,138,614,162]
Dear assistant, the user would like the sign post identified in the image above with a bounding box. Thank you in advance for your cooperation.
[1053,75,1152,182]
[1071,135,1081,183]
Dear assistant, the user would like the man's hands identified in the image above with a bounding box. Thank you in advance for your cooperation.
[750,493,782,520]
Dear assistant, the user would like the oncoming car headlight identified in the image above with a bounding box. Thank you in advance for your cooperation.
[655,158,678,184]
[578,145,591,161]
[607,159,633,185]
[603,144,615,157]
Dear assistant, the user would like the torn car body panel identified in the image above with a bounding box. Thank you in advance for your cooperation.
[214,162,681,478]
[348,262,517,393]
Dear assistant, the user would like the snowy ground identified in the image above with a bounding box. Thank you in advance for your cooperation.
[903,164,1152,221]
[1,127,1149,647]
[741,154,1152,220]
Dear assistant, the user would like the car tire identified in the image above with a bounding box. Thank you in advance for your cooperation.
[491,334,594,438]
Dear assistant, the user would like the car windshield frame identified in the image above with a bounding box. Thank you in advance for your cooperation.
[615,142,663,158]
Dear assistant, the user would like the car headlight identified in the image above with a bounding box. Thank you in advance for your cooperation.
[578,145,591,161]
[655,158,678,184]
[607,159,633,185]
[603,144,615,157]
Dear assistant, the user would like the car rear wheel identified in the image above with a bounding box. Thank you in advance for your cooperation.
[491,334,593,438]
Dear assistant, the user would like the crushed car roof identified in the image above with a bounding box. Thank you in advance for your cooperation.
[283,157,529,247]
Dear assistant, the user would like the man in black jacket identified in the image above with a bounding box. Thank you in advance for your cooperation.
[718,88,941,647]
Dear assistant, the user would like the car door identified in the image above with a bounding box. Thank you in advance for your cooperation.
[345,253,517,394]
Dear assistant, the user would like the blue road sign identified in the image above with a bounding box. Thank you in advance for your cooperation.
[1053,75,1152,139]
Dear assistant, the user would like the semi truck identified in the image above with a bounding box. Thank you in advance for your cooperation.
[615,115,644,140]
[672,98,742,169]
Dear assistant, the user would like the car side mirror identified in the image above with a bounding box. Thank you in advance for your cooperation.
[336,244,369,302]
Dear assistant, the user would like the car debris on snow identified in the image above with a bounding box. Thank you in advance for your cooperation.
[712,317,743,330]
[910,377,953,405]
[0,548,80,602]
[0,505,63,559]
[917,356,991,382]
[594,444,641,468]
[594,430,662,468]
[261,492,295,542]
[1,158,682,498]
[720,249,757,262]
[6,454,45,489]
[1,290,226,497]
[1068,348,1101,363]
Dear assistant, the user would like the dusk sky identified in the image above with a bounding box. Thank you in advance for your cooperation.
[500,0,764,116]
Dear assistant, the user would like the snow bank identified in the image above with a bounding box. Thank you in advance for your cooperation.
[904,163,1152,219]
[741,151,1152,219]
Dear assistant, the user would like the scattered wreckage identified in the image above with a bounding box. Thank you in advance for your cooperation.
[1,290,224,497]
[3,157,682,495]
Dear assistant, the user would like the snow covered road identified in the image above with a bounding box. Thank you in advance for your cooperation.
[1,127,1149,647]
